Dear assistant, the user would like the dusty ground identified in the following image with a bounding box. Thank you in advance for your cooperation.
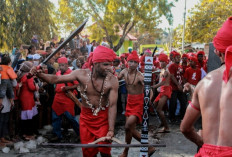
[0,114,197,157]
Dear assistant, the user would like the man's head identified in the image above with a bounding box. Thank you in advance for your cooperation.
[0,54,11,65]
[182,54,188,63]
[86,39,90,45]
[113,57,120,67]
[127,51,139,70]
[83,41,87,47]
[28,45,36,54]
[173,52,181,64]
[189,57,198,68]
[158,53,169,68]
[170,51,177,62]
[58,57,68,74]
[197,51,205,63]
[92,46,116,76]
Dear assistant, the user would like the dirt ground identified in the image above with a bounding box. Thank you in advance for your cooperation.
[0,114,197,157]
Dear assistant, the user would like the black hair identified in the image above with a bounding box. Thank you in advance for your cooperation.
[28,45,35,54]
[0,54,11,65]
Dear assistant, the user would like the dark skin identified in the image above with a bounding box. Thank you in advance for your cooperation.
[180,50,230,149]
[31,62,118,157]
[152,61,171,132]
[170,55,183,91]
[118,60,155,157]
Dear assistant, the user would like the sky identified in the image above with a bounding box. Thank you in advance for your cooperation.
[51,0,200,29]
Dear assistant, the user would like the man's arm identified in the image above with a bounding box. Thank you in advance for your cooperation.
[117,69,126,80]
[152,71,168,89]
[33,68,81,84]
[107,76,119,138]
[180,87,203,147]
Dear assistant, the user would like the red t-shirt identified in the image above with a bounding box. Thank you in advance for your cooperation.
[168,63,183,90]
[197,61,207,73]
[184,67,201,86]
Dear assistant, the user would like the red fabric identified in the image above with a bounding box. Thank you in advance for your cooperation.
[155,86,172,102]
[213,17,232,53]
[223,46,232,83]
[181,64,189,73]
[125,93,144,123]
[127,50,139,63]
[52,68,77,116]
[168,63,183,90]
[197,61,207,72]
[197,51,205,56]
[173,52,181,58]
[92,46,116,63]
[195,144,232,157]
[80,107,110,157]
[189,56,198,63]
[19,75,36,110]
[184,67,201,86]
[182,53,189,59]
[57,57,68,64]
[159,53,169,64]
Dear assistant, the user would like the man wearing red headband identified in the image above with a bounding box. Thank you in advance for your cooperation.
[168,51,187,123]
[196,51,207,73]
[118,51,155,157]
[183,57,201,86]
[152,53,172,133]
[32,46,118,157]
[49,57,80,142]
[181,17,232,156]
[181,53,189,73]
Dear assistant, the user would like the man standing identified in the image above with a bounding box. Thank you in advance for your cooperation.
[80,41,88,56]
[168,52,187,122]
[32,46,118,157]
[180,17,232,156]
[118,51,155,157]
[152,53,172,133]
[50,57,79,142]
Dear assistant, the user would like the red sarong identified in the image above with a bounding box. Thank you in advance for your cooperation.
[80,107,110,157]
[155,86,172,102]
[125,93,144,123]
[195,144,232,157]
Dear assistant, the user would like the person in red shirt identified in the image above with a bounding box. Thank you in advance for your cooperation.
[184,57,201,86]
[51,57,79,142]
[168,52,187,122]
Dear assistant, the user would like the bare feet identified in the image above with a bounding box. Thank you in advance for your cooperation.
[148,146,156,157]
[118,151,128,157]
[157,127,170,133]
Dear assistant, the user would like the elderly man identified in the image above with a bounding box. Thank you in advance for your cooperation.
[180,17,232,156]
[31,46,118,157]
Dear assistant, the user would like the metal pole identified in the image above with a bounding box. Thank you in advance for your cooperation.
[182,0,187,54]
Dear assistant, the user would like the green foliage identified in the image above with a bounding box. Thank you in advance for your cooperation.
[59,0,177,51]
[185,0,232,43]
[0,0,57,50]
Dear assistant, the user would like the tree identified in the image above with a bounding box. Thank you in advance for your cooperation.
[185,0,232,43]
[59,0,177,51]
[0,0,57,50]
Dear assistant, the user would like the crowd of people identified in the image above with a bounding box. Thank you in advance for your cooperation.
[0,16,231,157]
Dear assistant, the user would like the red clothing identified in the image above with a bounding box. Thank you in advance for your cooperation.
[80,107,110,157]
[181,64,189,74]
[0,65,17,79]
[184,67,201,86]
[168,63,184,90]
[19,75,36,110]
[52,69,78,116]
[155,85,172,102]
[197,61,207,73]
[125,93,144,123]
[195,144,232,157]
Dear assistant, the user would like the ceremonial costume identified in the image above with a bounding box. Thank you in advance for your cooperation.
[184,57,201,86]
[79,46,116,157]
[195,144,232,157]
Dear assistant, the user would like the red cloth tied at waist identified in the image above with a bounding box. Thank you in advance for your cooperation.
[125,93,144,123]
[80,107,110,157]
[155,85,172,102]
[223,46,232,83]
[195,144,232,157]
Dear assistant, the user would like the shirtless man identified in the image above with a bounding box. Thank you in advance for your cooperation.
[118,51,155,157]
[180,17,232,156]
[152,53,172,133]
[31,46,118,157]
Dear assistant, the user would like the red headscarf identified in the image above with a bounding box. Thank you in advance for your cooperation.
[92,46,116,63]
[182,53,189,59]
[197,51,205,56]
[159,53,169,64]
[189,56,198,63]
[223,46,232,83]
[127,50,139,63]
[173,52,181,58]
[213,17,232,53]
[57,57,68,64]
